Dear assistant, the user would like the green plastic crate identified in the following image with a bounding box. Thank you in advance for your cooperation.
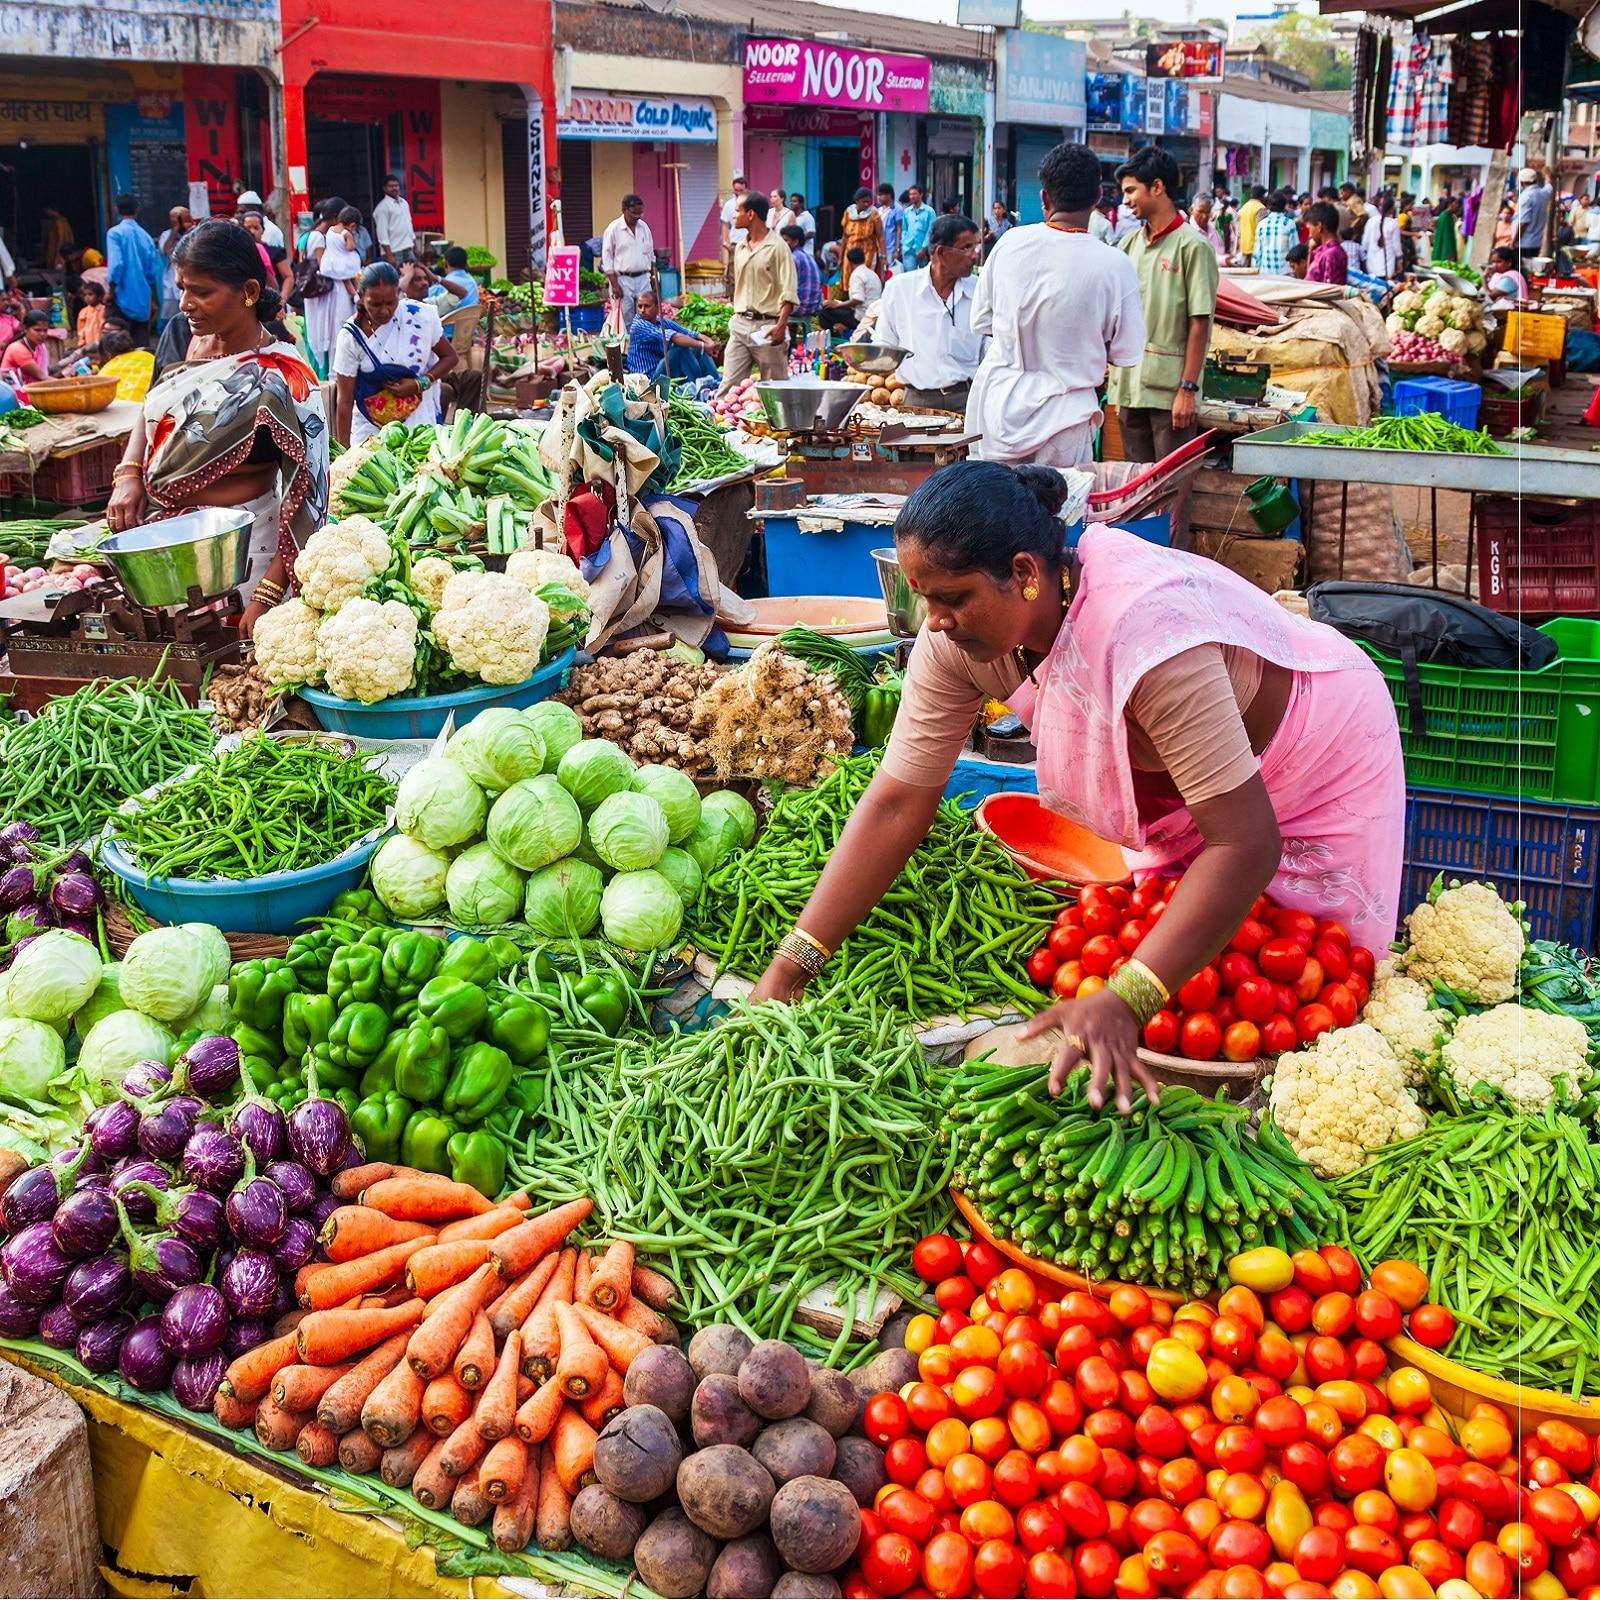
[1359,618,1600,805]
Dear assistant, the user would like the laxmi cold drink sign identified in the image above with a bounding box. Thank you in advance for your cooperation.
[743,38,931,113]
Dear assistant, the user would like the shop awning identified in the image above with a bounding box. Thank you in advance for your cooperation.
[282,20,551,88]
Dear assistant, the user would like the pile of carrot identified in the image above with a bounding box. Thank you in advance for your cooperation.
[211,1160,679,1555]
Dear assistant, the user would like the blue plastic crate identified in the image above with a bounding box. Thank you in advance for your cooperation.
[944,753,1039,810]
[1067,511,1173,550]
[761,515,887,599]
[1393,376,1482,431]
[1401,786,1600,949]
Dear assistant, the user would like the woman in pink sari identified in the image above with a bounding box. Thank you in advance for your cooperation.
[753,462,1404,1113]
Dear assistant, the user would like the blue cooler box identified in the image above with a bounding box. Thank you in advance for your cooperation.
[757,502,901,599]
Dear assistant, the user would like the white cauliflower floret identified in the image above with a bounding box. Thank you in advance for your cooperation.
[1385,314,1409,336]
[1403,879,1524,1004]
[1440,1005,1591,1112]
[315,598,418,703]
[1268,1024,1425,1178]
[1415,314,1446,339]
[251,597,324,688]
[411,557,455,613]
[1361,961,1451,1087]
[434,571,550,686]
[1439,328,1469,355]
[1467,331,1488,353]
[294,516,393,613]
[504,546,590,601]
[1393,291,1422,314]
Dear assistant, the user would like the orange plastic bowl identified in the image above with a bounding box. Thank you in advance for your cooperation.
[974,792,1130,886]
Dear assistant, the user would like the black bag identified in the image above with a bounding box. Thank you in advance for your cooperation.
[1306,581,1557,736]
[287,255,332,310]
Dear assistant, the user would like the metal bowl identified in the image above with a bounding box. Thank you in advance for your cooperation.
[835,342,910,376]
[872,546,927,639]
[755,380,865,433]
[98,507,253,607]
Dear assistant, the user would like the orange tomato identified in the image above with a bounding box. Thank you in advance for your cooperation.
[926,1418,972,1469]
[1350,1491,1399,1533]
[1357,1415,1405,1454]
[959,1498,1016,1546]
[945,1452,994,1508]
[1185,1498,1226,1544]
[1384,1449,1437,1514]
[1369,1260,1429,1314]
[952,1366,1007,1420]
[1316,1382,1368,1425]
[989,1268,1037,1316]
[1059,1433,1104,1483]
[1218,1285,1266,1334]
[1212,1375,1261,1426]
[920,1344,959,1386]
[921,1530,975,1599]
[1008,1399,1052,1456]
[952,1324,1003,1368]
[1304,1402,1345,1448]
[1217,1472,1267,1521]
[1375,1566,1434,1598]
[969,1416,1013,1464]
[991,1449,1039,1512]
[904,1313,938,1354]
[1109,1284,1152,1328]
[1460,1417,1514,1466]
[1385,1369,1433,1417]
[1328,1574,1382,1599]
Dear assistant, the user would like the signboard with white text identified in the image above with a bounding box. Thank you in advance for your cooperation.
[743,38,931,113]
[559,92,717,143]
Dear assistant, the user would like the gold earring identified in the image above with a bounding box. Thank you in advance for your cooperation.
[245,297,255,307]
[1022,582,1039,602]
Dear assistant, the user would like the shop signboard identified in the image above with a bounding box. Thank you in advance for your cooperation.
[1146,40,1225,79]
[995,30,1086,129]
[956,0,1020,21]
[743,38,931,113]
[544,245,580,307]
[559,93,716,143]
[1086,73,1137,133]
[1144,83,1163,136]
[107,95,187,238]
[1165,80,1190,134]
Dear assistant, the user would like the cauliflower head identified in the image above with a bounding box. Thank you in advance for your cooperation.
[1415,314,1446,339]
[1268,1024,1426,1178]
[411,556,456,613]
[1439,328,1469,355]
[1393,291,1422,314]
[1385,314,1409,336]
[251,597,324,688]
[315,598,418,703]
[434,571,550,687]
[295,516,394,613]
[1439,1004,1591,1112]
[504,546,590,601]
[1361,961,1451,1087]
[1403,879,1524,1004]
[327,437,377,514]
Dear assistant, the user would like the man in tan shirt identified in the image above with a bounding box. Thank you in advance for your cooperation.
[719,192,797,393]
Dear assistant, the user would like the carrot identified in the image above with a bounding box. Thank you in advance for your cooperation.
[406,1263,497,1379]
[380,1430,434,1488]
[535,1441,573,1550]
[475,1329,522,1442]
[423,1371,474,1437]
[488,1250,561,1342]
[454,1310,497,1391]
[332,1160,406,1199]
[295,1421,341,1468]
[316,1333,412,1434]
[299,1236,435,1310]
[496,1444,543,1553]
[583,1240,632,1312]
[550,1405,597,1496]
[219,1330,300,1405]
[318,1205,435,1262]
[614,1296,673,1343]
[487,1198,593,1280]
[293,1263,319,1303]
[404,1239,494,1300]
[553,1302,606,1400]
[360,1355,426,1448]
[212,1391,258,1431]
[339,1429,383,1475]
[411,1434,459,1510]
[514,1375,566,1444]
[574,1303,654,1374]
[630,1262,679,1312]
[297,1298,424,1365]
[573,1249,593,1303]
[516,1374,535,1404]
[519,1248,576,1381]
[480,1435,528,1503]
[438,1411,489,1479]
[271,1360,354,1414]
[451,1463,493,1528]
[360,1174,494,1221]
[577,1366,627,1430]
[254,1396,311,1454]
[437,1198,531,1246]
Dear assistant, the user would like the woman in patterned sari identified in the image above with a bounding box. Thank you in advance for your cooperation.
[105,219,327,637]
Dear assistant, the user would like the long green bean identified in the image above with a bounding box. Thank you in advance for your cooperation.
[1297,414,1504,455]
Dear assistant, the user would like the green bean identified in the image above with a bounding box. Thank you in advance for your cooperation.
[1297,414,1504,455]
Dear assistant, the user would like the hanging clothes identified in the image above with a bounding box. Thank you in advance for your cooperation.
[1418,38,1453,147]
[1386,32,1428,149]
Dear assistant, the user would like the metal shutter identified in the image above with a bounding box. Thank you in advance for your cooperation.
[501,116,532,280]
[557,139,593,245]
[673,141,720,262]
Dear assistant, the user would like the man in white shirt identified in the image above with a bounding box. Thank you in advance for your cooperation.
[235,191,283,250]
[372,174,416,264]
[817,246,884,338]
[789,194,816,245]
[720,174,749,294]
[965,142,1146,468]
[602,194,656,329]
[871,214,986,412]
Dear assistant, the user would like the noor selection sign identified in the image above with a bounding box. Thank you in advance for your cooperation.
[559,92,717,142]
[744,38,931,112]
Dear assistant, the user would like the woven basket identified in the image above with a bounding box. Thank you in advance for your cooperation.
[103,898,290,962]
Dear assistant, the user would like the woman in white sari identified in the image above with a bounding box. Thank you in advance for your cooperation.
[304,199,361,378]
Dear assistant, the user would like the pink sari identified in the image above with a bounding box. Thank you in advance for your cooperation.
[1008,527,1405,953]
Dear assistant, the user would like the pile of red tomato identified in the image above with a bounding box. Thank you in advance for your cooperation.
[843,1234,1600,1600]
[1024,880,1379,1064]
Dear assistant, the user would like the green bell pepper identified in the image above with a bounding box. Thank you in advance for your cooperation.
[859,675,904,749]
[351,1091,414,1165]
[231,1023,283,1068]
[284,928,339,993]
[359,926,399,952]
[327,1001,390,1072]
[401,1109,457,1175]
[327,943,384,1009]
[417,976,488,1041]
[359,1032,404,1098]
[329,889,387,928]
[394,1019,452,1103]
[307,1043,361,1094]
[574,972,629,1036]
[227,959,299,1033]
[281,991,336,1061]
[381,931,444,1001]
[436,938,502,989]
[483,935,525,974]
[484,994,550,1068]
[333,1086,361,1118]
[441,1041,512,1124]
[447,1128,506,1198]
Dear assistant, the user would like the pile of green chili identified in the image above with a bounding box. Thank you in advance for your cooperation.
[504,998,953,1361]
[0,675,216,846]
[693,753,1061,1018]
[1335,1105,1600,1397]
[1296,414,1504,455]
[110,734,394,880]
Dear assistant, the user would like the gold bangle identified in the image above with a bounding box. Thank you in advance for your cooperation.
[1106,964,1166,1028]
[112,463,145,481]
[253,583,285,606]
[789,927,833,963]
[776,931,829,978]
[1122,958,1170,1006]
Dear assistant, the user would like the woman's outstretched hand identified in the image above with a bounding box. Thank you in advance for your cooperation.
[1017,986,1162,1113]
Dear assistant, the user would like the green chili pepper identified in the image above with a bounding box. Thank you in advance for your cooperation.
[417,975,489,1041]
[227,959,299,1033]
[442,1041,513,1124]
[447,1128,506,1197]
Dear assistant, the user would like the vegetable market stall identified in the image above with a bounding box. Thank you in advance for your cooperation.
[0,401,141,509]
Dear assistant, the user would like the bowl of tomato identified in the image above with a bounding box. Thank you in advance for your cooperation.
[973,793,1130,886]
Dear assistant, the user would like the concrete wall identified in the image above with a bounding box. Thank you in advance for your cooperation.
[441,79,511,269]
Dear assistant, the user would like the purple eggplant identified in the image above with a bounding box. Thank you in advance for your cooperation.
[48,871,100,917]
[0,821,41,849]
[220,1248,278,1319]
[159,1282,228,1357]
[181,1124,244,1193]
[0,862,37,909]
[308,1191,341,1234]
[37,1301,79,1350]
[122,1059,173,1103]
[50,1188,121,1259]
[273,1216,317,1275]
[8,932,40,958]
[85,1100,142,1163]
[270,1278,294,1320]
[127,1231,205,1304]
[118,1315,175,1392]
[172,1349,228,1412]
[226,1176,287,1251]
[5,903,48,944]
[264,1159,318,1216]
[110,1162,170,1223]
[228,1096,285,1166]
[1,1164,66,1231]
[0,1281,40,1338]
[0,1221,72,1305]
[55,914,99,944]
[138,1097,201,1164]
[58,849,91,875]
[168,1188,227,1252]
[77,1313,132,1373]
[174,1034,241,1102]
[224,1317,272,1360]
[62,1254,133,1322]
[286,1095,352,1178]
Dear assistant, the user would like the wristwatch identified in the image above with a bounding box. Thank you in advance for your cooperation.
[1178,379,1200,394]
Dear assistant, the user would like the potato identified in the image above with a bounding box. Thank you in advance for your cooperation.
[689,1323,753,1381]
[774,1575,843,1599]
[707,1533,782,1599]
[831,1435,887,1507]
[692,1372,761,1448]
[738,1340,811,1420]
[625,1344,696,1424]
[770,1475,861,1574]
[633,1508,720,1600]
[594,1404,683,1504]
[803,1368,860,1438]
[849,1347,917,1402]
[677,1443,775,1539]
[569,1484,649,1562]
[870,385,891,405]
[753,1417,837,1485]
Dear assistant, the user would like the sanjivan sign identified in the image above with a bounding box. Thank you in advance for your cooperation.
[743,38,931,113]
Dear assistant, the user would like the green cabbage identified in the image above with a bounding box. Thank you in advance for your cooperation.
[180,984,232,1035]
[632,765,702,844]
[8,931,110,1023]
[397,757,489,851]
[684,809,744,876]
[600,869,683,951]
[446,843,526,926]
[120,927,212,1022]
[487,776,582,872]
[556,739,636,814]
[588,791,669,872]
[524,858,604,939]
[76,1009,175,1095]
[73,964,124,1037]
[370,834,450,918]
[0,1017,66,1104]
[446,708,546,795]
[570,823,611,878]
[655,846,703,909]
[701,790,757,848]
[180,923,233,994]
[524,702,584,771]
